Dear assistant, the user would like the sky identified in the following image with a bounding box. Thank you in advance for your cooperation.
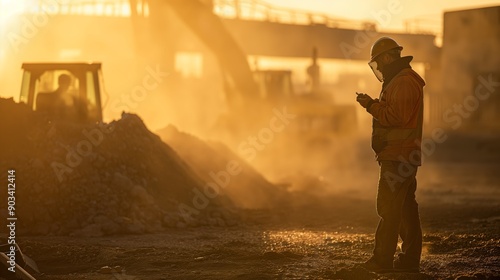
[262,0,500,35]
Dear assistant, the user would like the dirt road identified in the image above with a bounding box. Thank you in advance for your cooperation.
[19,192,500,280]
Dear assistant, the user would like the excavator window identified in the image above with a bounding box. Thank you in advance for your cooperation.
[85,70,100,121]
[19,71,31,104]
[85,71,96,107]
[20,63,104,123]
[34,70,80,120]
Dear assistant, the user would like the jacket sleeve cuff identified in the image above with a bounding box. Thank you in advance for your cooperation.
[365,100,378,112]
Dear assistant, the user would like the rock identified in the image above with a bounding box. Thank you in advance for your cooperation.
[115,216,133,225]
[176,221,187,229]
[216,218,226,227]
[100,219,122,235]
[98,266,113,274]
[162,214,177,228]
[126,221,145,234]
[120,201,131,211]
[212,211,222,219]
[225,218,237,227]
[130,185,154,205]
[111,172,134,191]
[49,223,60,235]
[208,218,218,227]
[145,221,163,233]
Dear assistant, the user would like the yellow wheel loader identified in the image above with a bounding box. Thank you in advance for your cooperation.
[19,62,104,123]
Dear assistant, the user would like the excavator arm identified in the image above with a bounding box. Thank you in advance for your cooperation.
[133,0,259,105]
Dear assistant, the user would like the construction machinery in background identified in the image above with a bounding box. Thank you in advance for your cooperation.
[252,66,357,137]
[161,0,357,143]
[18,0,356,146]
[19,62,104,123]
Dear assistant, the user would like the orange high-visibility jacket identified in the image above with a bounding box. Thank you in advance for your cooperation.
[367,68,426,165]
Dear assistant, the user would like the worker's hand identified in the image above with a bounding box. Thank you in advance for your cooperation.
[356,93,376,110]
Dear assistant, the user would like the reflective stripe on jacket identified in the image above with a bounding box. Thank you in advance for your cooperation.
[367,68,426,165]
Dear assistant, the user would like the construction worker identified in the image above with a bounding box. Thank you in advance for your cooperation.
[36,74,74,120]
[356,37,425,273]
[306,47,320,93]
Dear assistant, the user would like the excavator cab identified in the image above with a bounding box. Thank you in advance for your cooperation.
[252,68,357,137]
[253,70,294,100]
[19,62,104,123]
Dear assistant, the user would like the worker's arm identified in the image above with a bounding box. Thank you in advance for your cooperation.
[367,76,420,127]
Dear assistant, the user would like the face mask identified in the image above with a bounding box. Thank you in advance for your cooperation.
[369,60,383,82]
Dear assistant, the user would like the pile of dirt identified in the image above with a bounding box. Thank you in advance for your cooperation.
[0,98,240,236]
[156,125,288,210]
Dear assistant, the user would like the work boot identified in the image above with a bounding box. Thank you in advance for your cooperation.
[358,256,393,273]
[393,253,420,273]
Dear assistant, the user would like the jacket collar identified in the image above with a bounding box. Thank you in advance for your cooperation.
[382,56,413,89]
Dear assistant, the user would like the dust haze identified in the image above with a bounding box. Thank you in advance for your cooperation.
[0,1,499,280]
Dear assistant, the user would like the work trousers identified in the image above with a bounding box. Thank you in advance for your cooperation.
[373,160,422,266]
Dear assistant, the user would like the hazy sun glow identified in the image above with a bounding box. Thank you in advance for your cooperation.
[0,0,133,18]
[262,0,500,34]
[0,0,28,23]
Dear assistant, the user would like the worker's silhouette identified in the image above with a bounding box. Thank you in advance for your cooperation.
[306,47,320,93]
[356,37,424,273]
[36,74,74,120]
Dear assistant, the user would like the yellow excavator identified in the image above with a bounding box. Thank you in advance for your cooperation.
[252,68,357,135]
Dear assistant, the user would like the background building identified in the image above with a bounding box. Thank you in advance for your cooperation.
[439,6,500,131]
